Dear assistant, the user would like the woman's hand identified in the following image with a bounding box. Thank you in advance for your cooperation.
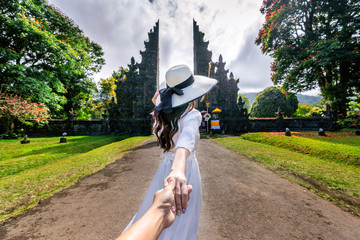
[154,178,193,228]
[164,170,189,216]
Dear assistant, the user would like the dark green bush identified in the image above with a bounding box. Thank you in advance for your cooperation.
[250,86,298,118]
[0,130,19,139]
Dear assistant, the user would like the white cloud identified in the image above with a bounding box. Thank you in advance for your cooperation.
[49,0,307,94]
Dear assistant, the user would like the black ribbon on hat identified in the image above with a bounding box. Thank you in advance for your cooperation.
[155,75,195,114]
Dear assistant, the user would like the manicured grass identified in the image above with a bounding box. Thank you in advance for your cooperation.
[214,135,360,215]
[290,131,360,147]
[241,132,360,166]
[0,135,152,223]
[0,135,129,178]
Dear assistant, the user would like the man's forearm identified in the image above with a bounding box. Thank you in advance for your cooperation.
[117,207,165,240]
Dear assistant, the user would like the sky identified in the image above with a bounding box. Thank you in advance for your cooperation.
[47,0,318,95]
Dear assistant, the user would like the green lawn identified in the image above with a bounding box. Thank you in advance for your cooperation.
[290,131,360,147]
[214,132,360,215]
[0,135,129,178]
[0,135,152,223]
[241,132,360,165]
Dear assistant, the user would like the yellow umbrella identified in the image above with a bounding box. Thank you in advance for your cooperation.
[212,108,222,113]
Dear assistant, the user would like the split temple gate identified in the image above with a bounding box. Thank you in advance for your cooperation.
[108,20,248,135]
[107,20,333,135]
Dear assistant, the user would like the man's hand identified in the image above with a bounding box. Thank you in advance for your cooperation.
[153,178,192,228]
[117,178,193,240]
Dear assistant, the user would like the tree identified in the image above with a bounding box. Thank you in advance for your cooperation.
[255,0,360,118]
[98,77,117,110]
[0,92,50,132]
[295,103,324,117]
[250,86,298,117]
[237,94,251,113]
[286,92,299,114]
[0,0,105,117]
[336,96,360,129]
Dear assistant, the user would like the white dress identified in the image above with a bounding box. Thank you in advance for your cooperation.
[123,109,202,240]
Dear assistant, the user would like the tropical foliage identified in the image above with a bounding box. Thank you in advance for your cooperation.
[250,86,298,117]
[0,0,105,117]
[294,103,324,117]
[98,77,117,111]
[256,0,360,118]
[336,99,360,129]
[0,92,50,131]
[237,94,251,112]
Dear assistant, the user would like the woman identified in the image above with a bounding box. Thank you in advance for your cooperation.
[123,64,217,239]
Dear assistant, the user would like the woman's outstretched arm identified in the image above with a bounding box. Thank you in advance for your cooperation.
[165,147,190,216]
[165,110,201,216]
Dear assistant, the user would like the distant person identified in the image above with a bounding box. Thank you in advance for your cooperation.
[122,65,217,239]
[117,178,192,240]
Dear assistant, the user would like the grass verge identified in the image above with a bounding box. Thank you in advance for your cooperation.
[0,136,152,223]
[0,135,129,178]
[241,132,360,166]
[213,137,360,216]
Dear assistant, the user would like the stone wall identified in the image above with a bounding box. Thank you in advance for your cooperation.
[20,116,335,137]
[249,117,335,132]
[22,119,109,137]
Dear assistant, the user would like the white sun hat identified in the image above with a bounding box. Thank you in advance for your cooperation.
[155,64,217,113]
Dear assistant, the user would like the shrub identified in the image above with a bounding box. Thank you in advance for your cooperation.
[294,103,313,117]
[337,101,360,129]
[237,94,251,113]
[0,93,50,133]
[250,86,298,117]
[0,130,20,139]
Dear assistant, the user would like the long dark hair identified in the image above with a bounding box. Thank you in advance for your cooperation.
[154,102,195,152]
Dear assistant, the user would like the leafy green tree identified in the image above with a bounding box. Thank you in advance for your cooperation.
[337,99,360,129]
[295,103,324,117]
[76,96,102,119]
[250,86,298,117]
[255,0,360,118]
[237,94,251,113]
[98,77,117,110]
[295,103,313,117]
[0,0,105,117]
[286,92,299,114]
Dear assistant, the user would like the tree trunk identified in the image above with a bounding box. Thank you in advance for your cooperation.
[337,62,351,118]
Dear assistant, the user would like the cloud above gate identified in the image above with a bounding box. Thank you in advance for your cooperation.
[48,0,274,93]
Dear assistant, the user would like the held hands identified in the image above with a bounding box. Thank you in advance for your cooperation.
[164,170,190,217]
[117,179,192,240]
[154,178,192,228]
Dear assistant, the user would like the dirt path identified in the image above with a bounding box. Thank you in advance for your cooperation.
[197,139,360,239]
[1,138,360,239]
